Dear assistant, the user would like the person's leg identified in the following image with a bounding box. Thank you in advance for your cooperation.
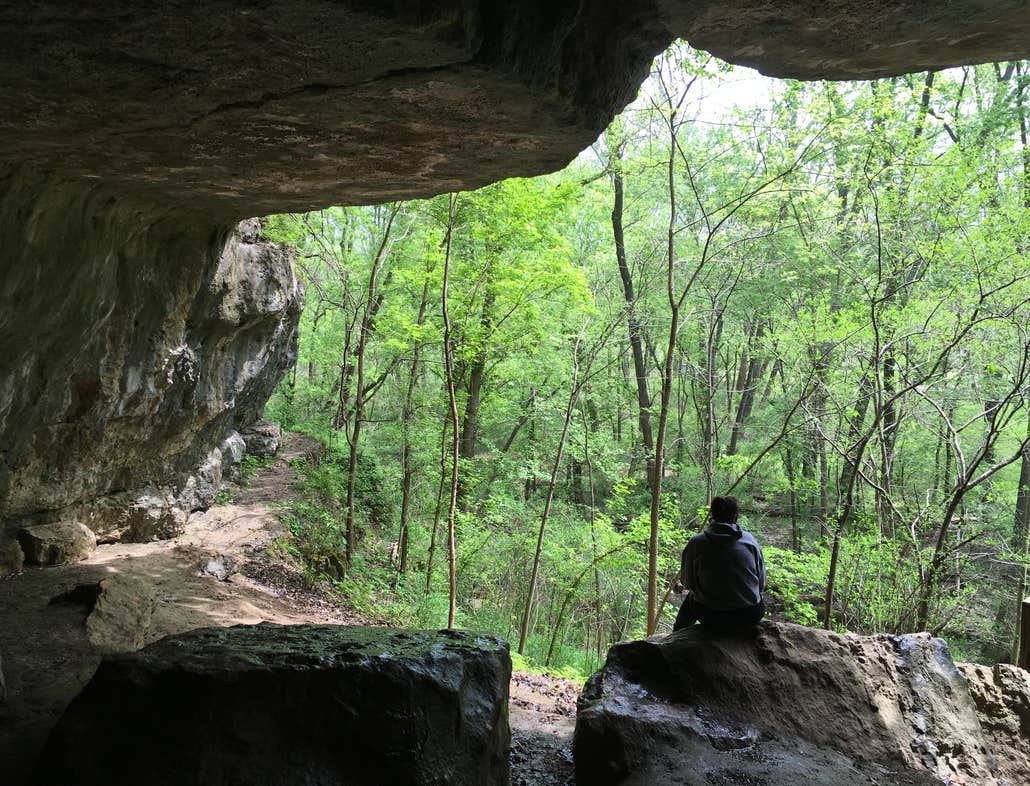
[744,599,765,624]
[673,592,697,631]
[697,601,764,631]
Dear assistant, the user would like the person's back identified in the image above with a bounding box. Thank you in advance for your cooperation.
[674,496,765,632]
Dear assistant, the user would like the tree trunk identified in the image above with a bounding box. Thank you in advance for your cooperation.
[727,323,766,456]
[397,275,431,573]
[441,194,461,628]
[343,209,398,563]
[518,334,586,654]
[425,415,450,595]
[647,105,681,636]
[460,289,495,460]
[610,144,655,490]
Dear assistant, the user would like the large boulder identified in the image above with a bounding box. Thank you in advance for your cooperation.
[84,488,190,543]
[575,622,1014,786]
[959,662,1030,783]
[240,420,282,458]
[34,624,511,786]
[17,522,96,567]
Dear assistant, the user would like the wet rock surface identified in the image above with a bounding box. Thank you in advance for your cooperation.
[34,624,511,786]
[18,522,97,567]
[575,622,1012,786]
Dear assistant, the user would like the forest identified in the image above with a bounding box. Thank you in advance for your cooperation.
[261,45,1030,676]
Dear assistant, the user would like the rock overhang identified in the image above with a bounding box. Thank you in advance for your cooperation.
[4,1,1030,216]
[5,0,1030,531]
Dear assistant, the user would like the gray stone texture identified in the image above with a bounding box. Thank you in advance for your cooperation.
[959,662,1030,784]
[0,171,301,535]
[34,624,511,786]
[575,622,1012,786]
[85,575,157,654]
[3,3,1030,216]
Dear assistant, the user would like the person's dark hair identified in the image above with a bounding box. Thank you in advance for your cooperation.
[710,495,740,524]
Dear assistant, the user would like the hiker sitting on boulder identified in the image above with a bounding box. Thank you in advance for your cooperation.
[673,495,766,632]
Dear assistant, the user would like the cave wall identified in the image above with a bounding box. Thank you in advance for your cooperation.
[3,1,1030,535]
[0,165,301,534]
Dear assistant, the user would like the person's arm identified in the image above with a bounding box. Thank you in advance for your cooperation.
[682,540,697,593]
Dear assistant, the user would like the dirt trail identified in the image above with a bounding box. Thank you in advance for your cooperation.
[510,671,579,785]
[0,432,581,784]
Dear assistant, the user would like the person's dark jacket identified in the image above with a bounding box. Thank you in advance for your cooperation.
[682,521,766,611]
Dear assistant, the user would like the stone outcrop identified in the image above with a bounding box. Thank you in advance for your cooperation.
[240,420,282,458]
[959,662,1030,783]
[17,523,97,567]
[662,1,1030,80]
[34,624,511,786]
[0,173,302,537]
[3,4,1030,216]
[575,622,1021,786]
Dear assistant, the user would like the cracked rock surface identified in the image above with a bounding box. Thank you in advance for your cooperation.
[0,175,302,534]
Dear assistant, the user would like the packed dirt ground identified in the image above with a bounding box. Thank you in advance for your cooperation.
[0,433,577,784]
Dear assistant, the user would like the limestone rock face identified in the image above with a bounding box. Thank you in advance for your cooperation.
[575,623,1010,786]
[959,662,1030,783]
[660,1,1030,80]
[240,420,282,458]
[34,624,511,786]
[0,166,302,536]
[17,523,97,567]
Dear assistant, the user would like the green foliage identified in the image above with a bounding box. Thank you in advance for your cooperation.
[262,52,1030,670]
[240,454,271,482]
[765,546,825,627]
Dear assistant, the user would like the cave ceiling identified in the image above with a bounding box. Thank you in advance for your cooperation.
[3,1,1030,215]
